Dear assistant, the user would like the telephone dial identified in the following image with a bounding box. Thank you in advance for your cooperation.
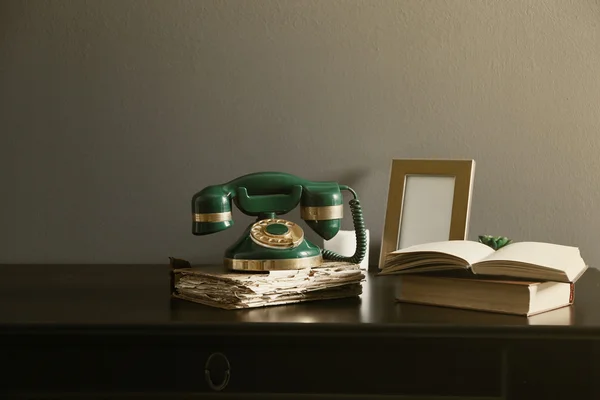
[192,172,367,271]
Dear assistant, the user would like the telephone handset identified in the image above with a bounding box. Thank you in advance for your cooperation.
[192,172,367,271]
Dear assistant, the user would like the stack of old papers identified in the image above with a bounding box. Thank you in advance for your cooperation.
[170,260,364,309]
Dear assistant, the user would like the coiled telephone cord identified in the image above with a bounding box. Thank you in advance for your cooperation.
[321,187,367,265]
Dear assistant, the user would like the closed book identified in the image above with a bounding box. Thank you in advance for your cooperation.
[396,275,574,316]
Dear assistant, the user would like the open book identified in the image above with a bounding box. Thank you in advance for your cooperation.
[380,240,588,283]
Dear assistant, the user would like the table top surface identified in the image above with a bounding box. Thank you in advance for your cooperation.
[1,263,599,337]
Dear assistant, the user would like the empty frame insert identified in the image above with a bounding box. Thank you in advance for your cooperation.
[379,159,476,269]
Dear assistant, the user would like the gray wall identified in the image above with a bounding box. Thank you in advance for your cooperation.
[2,0,600,269]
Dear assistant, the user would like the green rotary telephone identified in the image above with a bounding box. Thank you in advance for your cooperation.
[191,172,367,271]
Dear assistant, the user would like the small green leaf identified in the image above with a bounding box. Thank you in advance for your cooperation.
[478,235,513,250]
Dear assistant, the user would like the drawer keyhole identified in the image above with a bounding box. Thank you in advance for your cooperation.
[204,352,231,391]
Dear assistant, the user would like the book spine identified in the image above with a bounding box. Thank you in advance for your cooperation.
[569,282,574,304]
[168,257,191,296]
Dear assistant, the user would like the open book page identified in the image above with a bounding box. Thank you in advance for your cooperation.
[388,240,496,266]
[472,242,587,282]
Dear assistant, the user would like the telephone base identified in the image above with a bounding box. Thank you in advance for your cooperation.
[225,254,323,271]
[223,219,324,272]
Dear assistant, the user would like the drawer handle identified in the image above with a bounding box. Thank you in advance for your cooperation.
[204,352,231,391]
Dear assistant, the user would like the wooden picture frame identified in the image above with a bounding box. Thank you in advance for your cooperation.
[378,159,476,269]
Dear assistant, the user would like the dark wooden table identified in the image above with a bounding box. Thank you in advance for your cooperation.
[0,264,599,399]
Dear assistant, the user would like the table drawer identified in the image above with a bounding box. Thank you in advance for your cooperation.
[0,333,504,398]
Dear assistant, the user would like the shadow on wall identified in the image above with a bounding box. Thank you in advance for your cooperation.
[0,1,25,42]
